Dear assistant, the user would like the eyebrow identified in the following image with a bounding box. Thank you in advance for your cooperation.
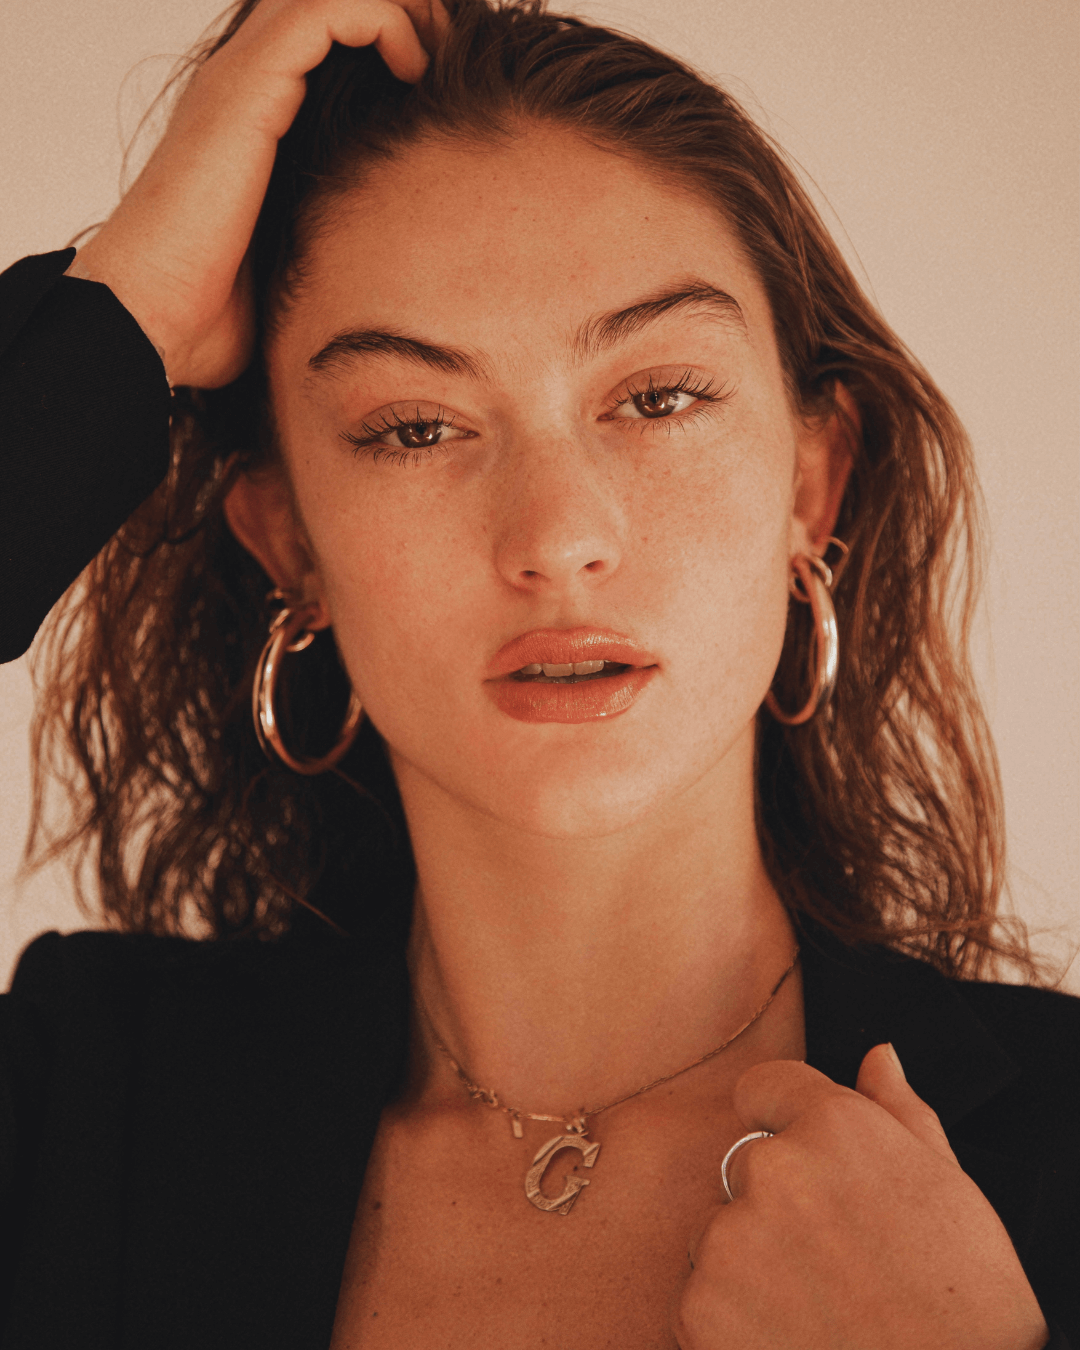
[305,278,746,383]
[571,279,746,364]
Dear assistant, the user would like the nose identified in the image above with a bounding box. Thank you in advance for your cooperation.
[492,439,624,593]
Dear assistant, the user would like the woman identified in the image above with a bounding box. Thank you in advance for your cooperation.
[0,0,1075,1345]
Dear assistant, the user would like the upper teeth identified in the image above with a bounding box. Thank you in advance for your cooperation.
[519,660,607,677]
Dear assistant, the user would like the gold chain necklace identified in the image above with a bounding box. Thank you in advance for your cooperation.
[418,946,800,1215]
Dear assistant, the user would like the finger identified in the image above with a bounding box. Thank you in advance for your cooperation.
[732,1057,848,1135]
[723,1059,847,1202]
[243,0,433,87]
[373,20,429,82]
[325,0,432,83]
[431,0,452,38]
[855,1042,959,1166]
[401,0,452,55]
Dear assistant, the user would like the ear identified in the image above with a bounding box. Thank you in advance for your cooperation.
[789,381,859,557]
[223,468,332,629]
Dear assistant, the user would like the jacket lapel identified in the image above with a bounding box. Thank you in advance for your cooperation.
[798,916,1019,1116]
[117,934,412,1350]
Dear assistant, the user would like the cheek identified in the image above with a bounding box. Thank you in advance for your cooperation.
[291,465,486,715]
[660,445,794,738]
[633,401,794,630]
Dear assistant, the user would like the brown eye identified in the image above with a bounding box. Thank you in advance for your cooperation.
[395,421,445,448]
[342,405,469,460]
[604,372,729,431]
[632,389,684,418]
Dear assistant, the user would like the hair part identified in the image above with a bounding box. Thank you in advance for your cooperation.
[28,0,1048,982]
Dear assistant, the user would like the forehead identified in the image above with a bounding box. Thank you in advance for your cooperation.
[273,124,774,372]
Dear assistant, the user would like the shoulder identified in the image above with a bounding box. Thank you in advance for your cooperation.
[7,925,369,995]
[946,975,1080,1137]
[0,928,409,1160]
[0,930,299,1108]
[10,927,242,989]
[5,928,294,1025]
[2,926,406,1051]
[943,978,1080,1337]
[1,929,217,1043]
[949,975,1080,1058]
[798,919,1079,1140]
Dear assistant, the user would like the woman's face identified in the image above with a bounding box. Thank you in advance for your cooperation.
[243,124,847,838]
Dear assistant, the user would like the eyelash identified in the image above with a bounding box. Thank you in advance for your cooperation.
[339,405,465,467]
[339,370,732,467]
[606,370,732,434]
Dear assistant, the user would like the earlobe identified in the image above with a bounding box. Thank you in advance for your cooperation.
[790,381,859,557]
[223,470,331,628]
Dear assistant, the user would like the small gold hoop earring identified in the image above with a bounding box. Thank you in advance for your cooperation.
[764,537,847,727]
[252,594,363,775]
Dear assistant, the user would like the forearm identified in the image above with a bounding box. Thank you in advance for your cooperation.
[0,249,171,663]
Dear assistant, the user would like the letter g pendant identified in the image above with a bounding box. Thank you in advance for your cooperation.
[524,1131,602,1215]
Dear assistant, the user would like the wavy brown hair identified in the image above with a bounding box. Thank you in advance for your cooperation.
[28,0,1043,979]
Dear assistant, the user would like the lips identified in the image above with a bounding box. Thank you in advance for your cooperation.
[487,628,658,680]
[486,627,659,723]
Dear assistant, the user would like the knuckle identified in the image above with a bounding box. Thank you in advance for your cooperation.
[735,1133,774,1190]
[736,1136,800,1207]
[673,1280,724,1344]
[732,1056,802,1115]
[814,1088,869,1130]
[914,1100,949,1140]
[737,1056,790,1090]
[693,1220,727,1266]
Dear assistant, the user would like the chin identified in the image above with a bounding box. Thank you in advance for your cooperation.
[381,684,753,839]
[476,773,670,840]
[447,725,729,840]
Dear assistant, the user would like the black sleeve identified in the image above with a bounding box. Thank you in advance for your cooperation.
[0,248,172,664]
[0,981,53,1325]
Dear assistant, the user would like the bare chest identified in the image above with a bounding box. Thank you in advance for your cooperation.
[329,1099,744,1350]
[330,969,806,1347]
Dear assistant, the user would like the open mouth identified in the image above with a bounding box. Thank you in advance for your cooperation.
[508,660,634,685]
[489,632,657,722]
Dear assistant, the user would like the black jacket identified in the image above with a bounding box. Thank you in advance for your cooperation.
[1,250,1077,1348]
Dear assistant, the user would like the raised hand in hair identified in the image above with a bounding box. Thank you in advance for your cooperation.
[66,0,449,389]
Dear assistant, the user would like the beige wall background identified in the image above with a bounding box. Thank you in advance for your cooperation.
[1,0,1077,991]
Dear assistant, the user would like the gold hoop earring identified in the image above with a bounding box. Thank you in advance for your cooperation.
[764,537,847,727]
[252,594,364,775]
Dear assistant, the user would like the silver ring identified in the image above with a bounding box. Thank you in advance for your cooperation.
[721,1130,773,1202]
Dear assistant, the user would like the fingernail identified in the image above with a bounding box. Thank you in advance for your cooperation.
[885,1042,906,1080]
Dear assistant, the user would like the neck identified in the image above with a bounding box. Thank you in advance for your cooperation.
[393,724,799,1119]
